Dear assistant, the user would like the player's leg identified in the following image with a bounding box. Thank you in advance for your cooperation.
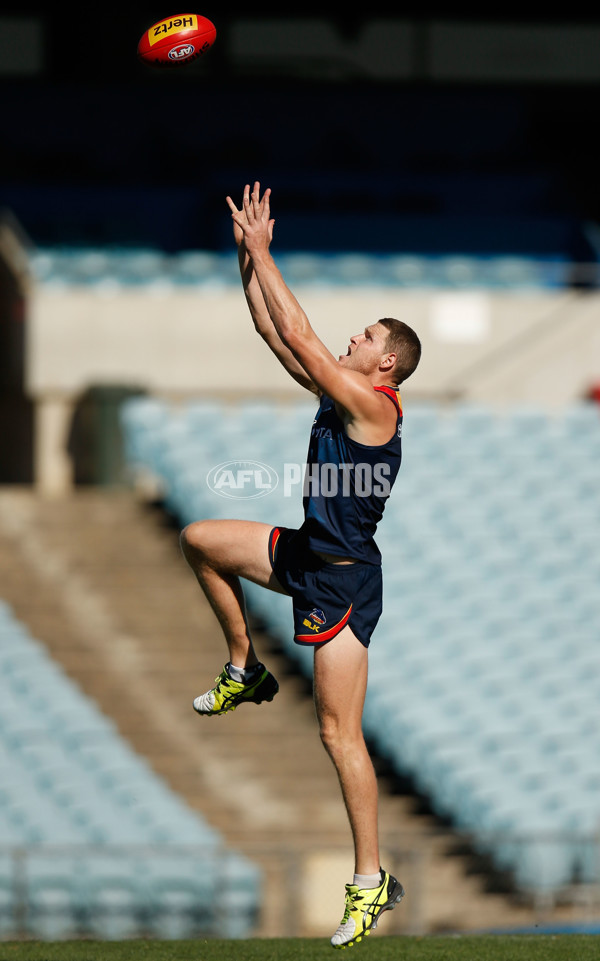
[181,519,285,667]
[312,625,379,876]
[313,625,405,948]
[180,519,286,715]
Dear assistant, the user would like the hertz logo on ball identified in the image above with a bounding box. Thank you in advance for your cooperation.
[148,15,198,46]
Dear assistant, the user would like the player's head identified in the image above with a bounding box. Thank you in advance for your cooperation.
[339,318,421,385]
[377,318,421,384]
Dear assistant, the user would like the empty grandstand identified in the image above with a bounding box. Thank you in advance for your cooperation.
[0,599,260,939]
[120,393,600,913]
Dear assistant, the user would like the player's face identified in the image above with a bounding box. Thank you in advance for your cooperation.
[338,323,388,373]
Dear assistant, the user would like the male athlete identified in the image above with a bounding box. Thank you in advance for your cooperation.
[180,183,421,948]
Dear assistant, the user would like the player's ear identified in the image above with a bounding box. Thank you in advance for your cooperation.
[380,352,396,372]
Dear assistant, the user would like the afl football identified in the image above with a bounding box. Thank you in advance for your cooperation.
[138,13,216,67]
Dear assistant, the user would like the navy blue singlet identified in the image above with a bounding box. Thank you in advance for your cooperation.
[300,386,403,565]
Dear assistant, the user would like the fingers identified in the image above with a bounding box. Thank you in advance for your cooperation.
[225,195,240,216]
[247,181,260,221]
[225,185,252,218]
[262,187,271,221]
[226,182,272,237]
[245,182,271,221]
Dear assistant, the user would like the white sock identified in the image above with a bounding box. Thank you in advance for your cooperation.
[353,871,382,890]
[227,662,260,683]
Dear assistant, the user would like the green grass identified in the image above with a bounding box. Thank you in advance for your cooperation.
[0,937,598,961]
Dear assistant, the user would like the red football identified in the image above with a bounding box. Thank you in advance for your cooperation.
[138,13,216,68]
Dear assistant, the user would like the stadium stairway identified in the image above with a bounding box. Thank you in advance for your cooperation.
[0,486,580,937]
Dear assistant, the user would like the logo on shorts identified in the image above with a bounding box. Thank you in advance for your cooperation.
[302,609,327,632]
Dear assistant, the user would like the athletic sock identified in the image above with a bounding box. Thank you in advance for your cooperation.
[353,871,382,890]
[227,662,262,683]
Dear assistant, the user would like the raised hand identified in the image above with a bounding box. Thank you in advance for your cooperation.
[226,182,274,255]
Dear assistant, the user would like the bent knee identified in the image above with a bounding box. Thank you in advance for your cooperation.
[180,519,213,559]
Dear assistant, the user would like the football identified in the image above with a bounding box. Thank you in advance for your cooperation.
[138,13,216,68]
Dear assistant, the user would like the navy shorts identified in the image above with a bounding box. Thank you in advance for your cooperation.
[268,526,382,649]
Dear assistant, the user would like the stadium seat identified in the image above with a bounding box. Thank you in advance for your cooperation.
[25,858,86,940]
[81,858,145,940]
[0,856,16,937]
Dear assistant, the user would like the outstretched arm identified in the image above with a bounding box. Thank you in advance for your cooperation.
[229,183,385,426]
[227,183,318,394]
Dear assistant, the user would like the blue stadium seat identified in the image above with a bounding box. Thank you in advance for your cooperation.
[0,854,17,937]
[25,855,87,939]
[80,855,146,940]
[146,869,213,939]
